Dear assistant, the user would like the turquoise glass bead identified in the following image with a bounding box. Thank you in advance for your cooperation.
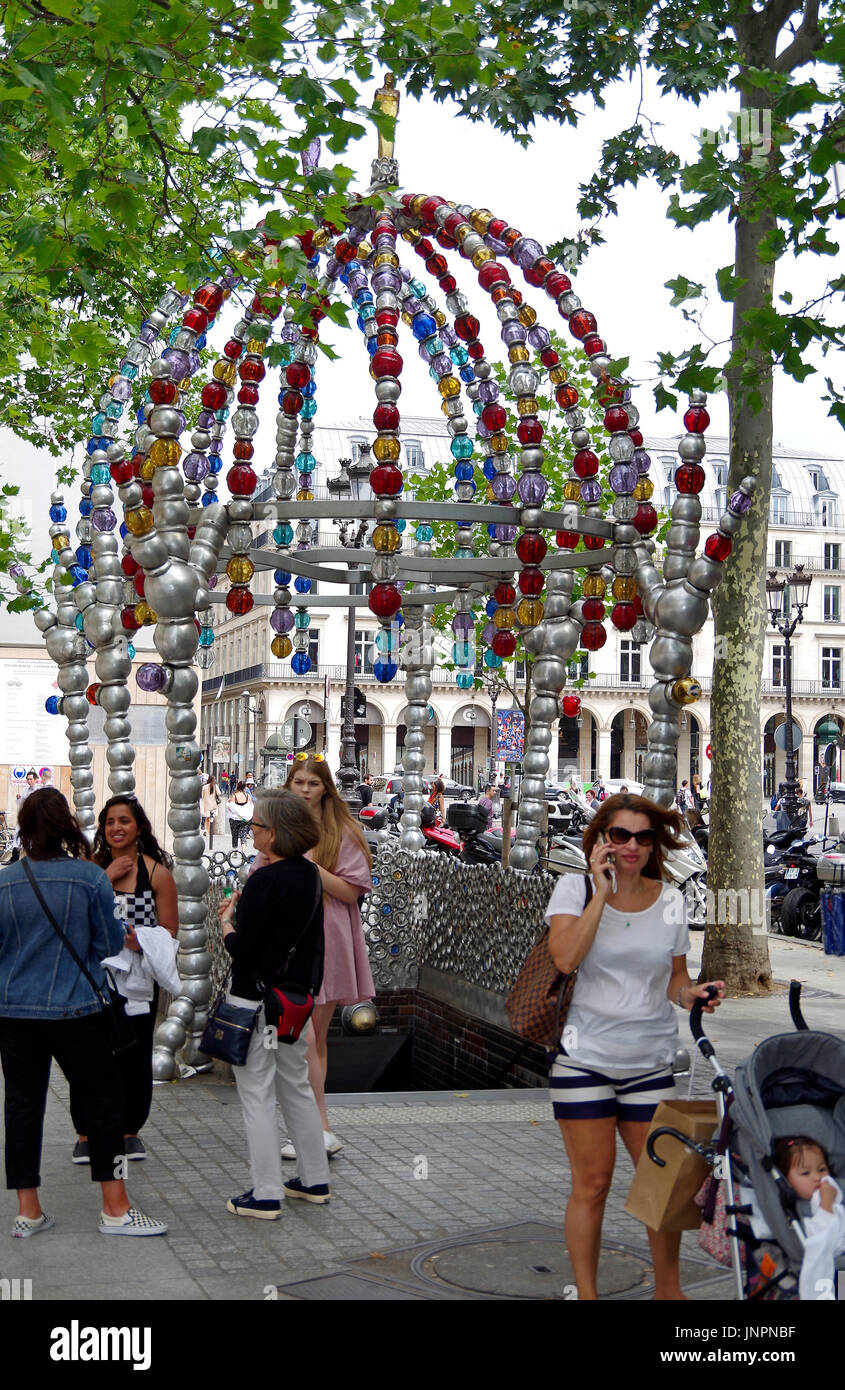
[121,365,138,379]
[456,670,475,689]
[74,613,84,631]
[91,413,106,433]
[106,402,123,419]
[451,436,474,460]
[300,399,317,419]
[450,346,469,366]
[484,650,503,668]
[395,518,406,533]
[90,464,111,484]
[198,627,215,647]
[427,336,444,356]
[273,523,294,545]
[127,643,136,659]
[410,279,426,297]
[294,611,311,629]
[295,453,316,473]
[415,524,433,542]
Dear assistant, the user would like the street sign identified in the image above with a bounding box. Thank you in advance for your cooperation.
[773,720,803,752]
[464,708,478,723]
[705,743,711,760]
[281,717,312,750]
[340,687,367,720]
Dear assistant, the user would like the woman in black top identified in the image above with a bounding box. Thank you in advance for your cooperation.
[219,790,331,1219]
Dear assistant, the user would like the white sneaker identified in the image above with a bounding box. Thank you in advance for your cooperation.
[280,1131,343,1160]
[12,1211,55,1239]
[99,1207,168,1237]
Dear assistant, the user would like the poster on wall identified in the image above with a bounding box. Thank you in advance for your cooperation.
[497,709,525,761]
[0,660,69,767]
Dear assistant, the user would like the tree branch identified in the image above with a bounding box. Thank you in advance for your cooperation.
[774,0,823,72]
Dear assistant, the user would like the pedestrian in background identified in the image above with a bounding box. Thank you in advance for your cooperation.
[478,784,495,831]
[201,775,221,838]
[357,773,374,808]
[228,781,254,849]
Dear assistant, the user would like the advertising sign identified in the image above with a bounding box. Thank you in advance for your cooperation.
[497,709,525,761]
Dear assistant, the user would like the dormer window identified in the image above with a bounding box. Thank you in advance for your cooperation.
[809,467,831,493]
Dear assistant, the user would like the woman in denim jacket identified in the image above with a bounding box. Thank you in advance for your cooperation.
[0,789,167,1239]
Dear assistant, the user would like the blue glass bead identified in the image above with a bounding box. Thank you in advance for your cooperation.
[347,260,361,273]
[456,671,475,690]
[91,413,106,433]
[74,613,85,631]
[45,696,61,716]
[274,524,294,545]
[487,524,498,539]
[390,944,400,955]
[136,408,146,425]
[198,627,215,647]
[410,278,426,297]
[127,643,136,659]
[274,569,292,585]
[381,902,392,915]
[356,314,365,332]
[486,598,497,616]
[450,346,469,366]
[451,436,474,459]
[412,312,437,341]
[68,565,87,586]
[415,524,433,542]
[76,547,92,569]
[49,505,67,523]
[455,462,474,481]
[483,457,497,480]
[121,364,138,379]
[375,629,400,653]
[106,402,123,419]
[356,289,373,306]
[208,455,223,474]
[294,611,311,629]
[395,518,406,533]
[484,651,503,668]
[307,256,320,268]
[90,464,110,485]
[86,439,99,455]
[195,332,207,349]
[214,407,229,421]
[367,338,377,357]
[295,453,316,473]
[374,659,398,683]
[201,492,218,507]
[301,399,317,419]
[119,523,128,538]
[294,577,311,594]
[291,652,311,675]
[460,365,475,383]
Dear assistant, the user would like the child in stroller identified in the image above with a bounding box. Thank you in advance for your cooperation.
[773,1136,845,1301]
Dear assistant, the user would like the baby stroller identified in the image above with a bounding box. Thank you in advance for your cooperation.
[647,983,845,1300]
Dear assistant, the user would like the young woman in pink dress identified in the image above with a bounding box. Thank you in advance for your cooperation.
[282,758,374,1157]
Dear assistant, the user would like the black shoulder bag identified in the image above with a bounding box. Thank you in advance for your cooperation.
[22,858,136,1056]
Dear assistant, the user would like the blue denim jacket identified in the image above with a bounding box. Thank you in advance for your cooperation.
[0,858,125,1019]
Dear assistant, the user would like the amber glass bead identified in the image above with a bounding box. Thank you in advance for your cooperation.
[373,436,401,461]
[612,577,637,601]
[563,480,582,502]
[134,601,156,626]
[296,490,313,501]
[139,457,156,482]
[434,309,447,328]
[212,359,237,387]
[373,524,400,553]
[372,251,398,269]
[150,439,181,467]
[517,397,538,416]
[470,208,493,233]
[518,305,537,327]
[245,338,266,356]
[516,598,544,626]
[493,607,516,630]
[549,366,568,385]
[438,376,461,398]
[583,575,606,598]
[271,634,293,659]
[633,477,654,501]
[471,247,494,267]
[508,346,529,363]
[226,556,255,584]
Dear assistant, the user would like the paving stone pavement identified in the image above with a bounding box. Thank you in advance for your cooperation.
[0,935,842,1302]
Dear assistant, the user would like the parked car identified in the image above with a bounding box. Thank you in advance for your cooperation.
[371,776,431,808]
[437,777,474,801]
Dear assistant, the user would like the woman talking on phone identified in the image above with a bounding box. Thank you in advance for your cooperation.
[544,792,725,1300]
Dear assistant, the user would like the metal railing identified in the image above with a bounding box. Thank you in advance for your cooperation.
[761,678,844,696]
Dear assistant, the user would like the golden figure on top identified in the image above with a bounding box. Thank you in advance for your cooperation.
[374,73,400,161]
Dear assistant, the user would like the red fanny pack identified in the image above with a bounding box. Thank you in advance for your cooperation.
[264,986,315,1044]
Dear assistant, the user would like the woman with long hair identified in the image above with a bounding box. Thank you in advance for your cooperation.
[70,796,179,1164]
[0,789,167,1237]
[201,775,221,838]
[545,792,725,1299]
[227,780,253,850]
[282,758,374,1159]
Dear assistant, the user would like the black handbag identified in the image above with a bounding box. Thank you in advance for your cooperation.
[200,995,261,1066]
[21,858,136,1056]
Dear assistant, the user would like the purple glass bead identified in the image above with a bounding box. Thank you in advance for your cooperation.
[110,377,133,402]
[608,463,637,494]
[399,266,411,283]
[478,380,500,402]
[418,343,432,363]
[495,524,518,542]
[162,349,190,380]
[91,508,117,532]
[187,351,201,377]
[452,613,475,634]
[527,325,551,351]
[729,490,753,515]
[404,297,422,317]
[347,272,367,295]
[513,237,545,269]
[8,563,25,578]
[372,269,401,293]
[324,258,341,280]
[632,448,652,475]
[280,324,298,343]
[208,574,218,589]
[483,621,497,645]
[270,608,295,634]
[136,662,167,693]
[296,542,309,552]
[476,422,492,441]
[440,326,457,347]
[501,321,527,347]
[517,472,549,505]
[485,236,508,256]
[431,353,452,375]
[197,409,215,429]
[579,480,602,504]
[492,473,516,501]
[183,452,209,481]
[138,325,157,346]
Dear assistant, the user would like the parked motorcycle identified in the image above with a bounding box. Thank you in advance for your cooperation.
[359,802,463,855]
[446,802,503,865]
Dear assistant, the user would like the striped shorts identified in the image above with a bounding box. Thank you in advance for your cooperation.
[549,1051,677,1122]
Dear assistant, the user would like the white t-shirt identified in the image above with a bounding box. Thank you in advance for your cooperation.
[544,874,690,1071]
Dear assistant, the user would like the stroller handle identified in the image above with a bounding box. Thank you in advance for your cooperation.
[788,979,808,1031]
[689,984,719,1051]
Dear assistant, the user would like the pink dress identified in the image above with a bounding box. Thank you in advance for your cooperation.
[310,832,375,1006]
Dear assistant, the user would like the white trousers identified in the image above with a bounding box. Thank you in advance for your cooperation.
[229,994,330,1200]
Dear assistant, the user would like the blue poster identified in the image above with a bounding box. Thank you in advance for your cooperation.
[497,710,525,760]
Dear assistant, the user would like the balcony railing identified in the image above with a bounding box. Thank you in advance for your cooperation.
[202,666,716,696]
[761,678,844,697]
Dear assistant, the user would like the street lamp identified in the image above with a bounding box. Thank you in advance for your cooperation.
[328,446,373,811]
[241,692,260,782]
[482,669,502,781]
[766,564,813,823]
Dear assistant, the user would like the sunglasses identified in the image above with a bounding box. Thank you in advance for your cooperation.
[251,819,268,830]
[606,826,656,847]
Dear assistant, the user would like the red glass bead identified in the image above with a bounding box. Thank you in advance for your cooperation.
[439,274,457,294]
[233,441,254,461]
[227,465,257,496]
[676,463,706,494]
[149,379,177,405]
[705,533,732,562]
[562,694,581,718]
[286,362,310,390]
[633,595,644,616]
[511,288,523,306]
[120,607,140,632]
[226,588,254,616]
[372,348,403,378]
[182,307,208,333]
[555,384,580,410]
[582,598,606,622]
[611,602,638,631]
[436,230,457,250]
[596,379,626,406]
[628,429,644,447]
[583,535,606,551]
[336,239,358,263]
[540,348,560,368]
[481,402,506,432]
[632,503,658,535]
[580,621,607,651]
[443,211,465,238]
[515,532,547,565]
[194,284,224,315]
[238,384,259,405]
[570,309,598,340]
[556,531,579,549]
[683,406,710,433]
[369,464,403,496]
[604,407,629,432]
[373,403,400,431]
[133,572,145,598]
[223,338,244,360]
[111,460,134,486]
[488,218,507,239]
[545,271,571,298]
[426,254,448,277]
[573,449,599,478]
[421,196,445,222]
[281,390,303,416]
[239,359,265,383]
[582,334,607,357]
[251,293,282,319]
[492,630,517,658]
[132,457,144,478]
[518,568,544,597]
[517,419,544,446]
[121,553,139,577]
[298,230,314,259]
[187,526,196,541]
[86,682,101,706]
[494,583,516,605]
[455,314,480,342]
[141,484,154,509]
[415,238,434,258]
[523,264,547,287]
[376,307,399,328]
[368,583,402,619]
[467,342,485,360]
[201,382,228,411]
[478,262,510,291]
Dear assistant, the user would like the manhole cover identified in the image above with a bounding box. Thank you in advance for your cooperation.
[419,1239,650,1299]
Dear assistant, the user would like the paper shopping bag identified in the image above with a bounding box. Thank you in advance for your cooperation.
[624,1099,718,1232]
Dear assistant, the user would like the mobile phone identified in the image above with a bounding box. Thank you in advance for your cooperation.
[597,832,617,892]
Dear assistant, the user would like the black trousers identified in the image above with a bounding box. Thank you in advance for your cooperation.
[69,984,159,1138]
[0,1012,125,1187]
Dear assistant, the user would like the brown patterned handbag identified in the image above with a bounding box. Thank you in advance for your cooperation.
[505,876,592,1048]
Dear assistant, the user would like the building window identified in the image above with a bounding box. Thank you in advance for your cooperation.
[822,647,842,689]
[567,653,589,681]
[772,645,786,686]
[307,630,320,670]
[770,494,789,524]
[405,440,424,471]
[771,466,782,490]
[773,539,792,568]
[620,640,641,684]
[824,542,841,570]
[349,437,368,464]
[354,629,376,674]
[820,499,838,528]
[809,467,830,492]
[824,585,841,622]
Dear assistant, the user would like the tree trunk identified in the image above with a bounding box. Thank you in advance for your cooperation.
[702,59,776,993]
